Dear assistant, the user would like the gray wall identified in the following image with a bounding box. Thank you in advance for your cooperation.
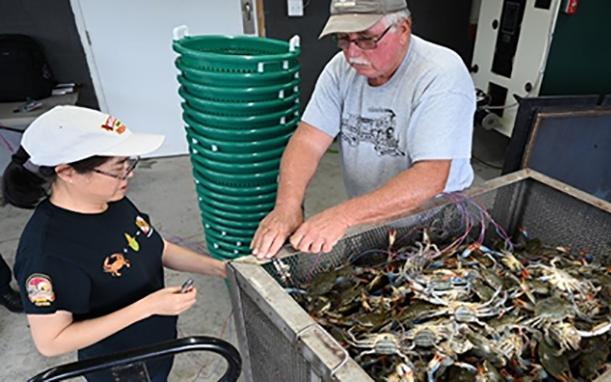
[0,0,98,108]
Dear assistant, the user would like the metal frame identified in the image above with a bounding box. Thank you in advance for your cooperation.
[228,261,371,382]
[228,170,611,381]
[521,108,611,169]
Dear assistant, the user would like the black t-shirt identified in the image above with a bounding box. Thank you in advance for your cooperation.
[14,197,177,380]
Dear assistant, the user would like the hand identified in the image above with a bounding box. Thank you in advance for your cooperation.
[289,206,351,254]
[140,286,197,317]
[251,207,303,259]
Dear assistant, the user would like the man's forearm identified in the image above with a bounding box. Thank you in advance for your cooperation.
[338,160,450,227]
[275,122,333,212]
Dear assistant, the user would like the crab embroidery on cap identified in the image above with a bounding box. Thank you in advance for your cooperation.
[101,116,127,135]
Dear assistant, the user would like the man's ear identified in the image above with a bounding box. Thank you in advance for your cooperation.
[399,18,412,43]
[54,164,76,183]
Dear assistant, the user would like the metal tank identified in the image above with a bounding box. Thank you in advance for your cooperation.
[227,169,611,382]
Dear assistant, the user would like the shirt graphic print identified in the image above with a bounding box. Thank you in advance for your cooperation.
[340,108,405,157]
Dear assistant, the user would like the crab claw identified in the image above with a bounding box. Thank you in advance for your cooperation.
[388,229,397,250]
[461,243,480,258]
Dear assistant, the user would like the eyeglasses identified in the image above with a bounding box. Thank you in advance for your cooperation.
[93,157,140,180]
[334,25,393,50]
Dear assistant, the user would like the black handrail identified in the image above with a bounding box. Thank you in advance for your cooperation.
[28,336,241,382]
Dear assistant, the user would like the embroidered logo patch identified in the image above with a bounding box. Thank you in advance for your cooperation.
[124,233,140,252]
[26,274,55,307]
[103,253,131,277]
[100,116,127,135]
[135,216,153,237]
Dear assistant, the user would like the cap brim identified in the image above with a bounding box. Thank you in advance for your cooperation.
[101,133,165,157]
[319,14,384,39]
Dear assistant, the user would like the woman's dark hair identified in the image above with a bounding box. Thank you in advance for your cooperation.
[1,146,110,209]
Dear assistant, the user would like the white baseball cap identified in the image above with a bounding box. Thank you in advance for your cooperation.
[21,105,165,166]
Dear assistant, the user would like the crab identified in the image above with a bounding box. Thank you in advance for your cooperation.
[385,361,415,382]
[528,257,597,297]
[345,330,412,362]
[403,320,453,351]
[426,351,477,382]
[496,329,530,367]
[548,322,581,352]
[417,288,509,327]
[499,250,526,274]
[272,258,292,285]
[405,271,473,303]
[549,320,611,354]
[524,296,576,329]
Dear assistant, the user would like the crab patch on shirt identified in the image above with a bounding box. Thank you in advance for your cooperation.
[135,216,153,237]
[103,253,131,277]
[26,274,56,307]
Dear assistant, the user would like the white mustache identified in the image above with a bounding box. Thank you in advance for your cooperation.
[348,57,371,66]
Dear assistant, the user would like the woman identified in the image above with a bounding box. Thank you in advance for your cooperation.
[2,105,226,381]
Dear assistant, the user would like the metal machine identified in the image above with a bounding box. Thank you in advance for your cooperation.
[471,0,561,136]
[471,0,611,136]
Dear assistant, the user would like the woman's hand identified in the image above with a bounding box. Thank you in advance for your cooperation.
[140,286,197,317]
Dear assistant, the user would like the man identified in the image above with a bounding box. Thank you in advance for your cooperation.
[251,0,475,259]
[0,254,23,312]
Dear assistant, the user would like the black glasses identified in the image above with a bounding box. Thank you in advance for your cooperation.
[93,157,140,180]
[334,25,393,50]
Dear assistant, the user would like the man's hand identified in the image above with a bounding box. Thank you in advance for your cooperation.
[289,205,351,254]
[251,207,303,259]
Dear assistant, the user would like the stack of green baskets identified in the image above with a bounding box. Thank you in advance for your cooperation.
[173,34,301,260]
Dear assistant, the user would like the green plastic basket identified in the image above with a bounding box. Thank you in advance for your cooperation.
[206,238,251,256]
[192,165,279,187]
[191,152,280,174]
[207,239,251,254]
[177,60,300,88]
[173,35,300,74]
[200,195,274,214]
[183,112,298,141]
[200,211,260,229]
[185,123,293,153]
[180,87,299,116]
[188,141,286,163]
[182,102,299,129]
[199,199,270,221]
[206,241,250,259]
[177,75,300,103]
[205,226,252,246]
[195,178,277,196]
[202,220,256,237]
[196,183,276,205]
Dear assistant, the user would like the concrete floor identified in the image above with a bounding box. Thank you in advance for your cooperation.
[0,128,503,381]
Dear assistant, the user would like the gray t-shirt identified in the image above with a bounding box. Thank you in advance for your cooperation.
[302,35,475,198]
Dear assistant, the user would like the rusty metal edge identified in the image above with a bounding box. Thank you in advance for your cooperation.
[228,261,373,381]
[226,264,255,382]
